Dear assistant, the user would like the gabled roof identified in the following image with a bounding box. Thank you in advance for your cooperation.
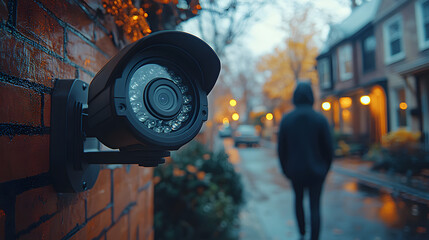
[319,0,381,55]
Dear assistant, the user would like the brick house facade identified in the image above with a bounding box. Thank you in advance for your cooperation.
[318,0,429,149]
[0,1,155,239]
[317,0,387,147]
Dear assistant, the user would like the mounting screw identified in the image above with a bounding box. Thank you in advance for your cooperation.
[82,181,88,190]
[118,104,126,112]
[82,83,87,91]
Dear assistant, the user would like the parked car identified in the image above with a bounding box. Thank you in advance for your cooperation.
[218,125,232,138]
[233,125,260,147]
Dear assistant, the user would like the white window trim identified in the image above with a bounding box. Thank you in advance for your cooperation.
[383,14,405,65]
[338,44,353,81]
[415,0,429,51]
[318,58,331,89]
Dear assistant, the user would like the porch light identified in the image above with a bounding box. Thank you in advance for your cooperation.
[229,99,237,107]
[399,102,407,110]
[360,95,371,105]
[322,102,331,111]
[232,113,240,121]
[339,97,352,108]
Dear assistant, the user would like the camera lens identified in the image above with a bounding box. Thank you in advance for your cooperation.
[145,78,182,120]
[128,63,195,134]
[155,86,175,109]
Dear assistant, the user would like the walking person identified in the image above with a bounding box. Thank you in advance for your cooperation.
[277,82,334,240]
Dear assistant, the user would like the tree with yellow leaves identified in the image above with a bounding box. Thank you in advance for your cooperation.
[257,4,319,113]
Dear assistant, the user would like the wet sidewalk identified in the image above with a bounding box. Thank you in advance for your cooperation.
[333,158,429,202]
[220,137,429,239]
[260,138,429,202]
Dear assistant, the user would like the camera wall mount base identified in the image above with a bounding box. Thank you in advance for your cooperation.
[50,79,100,193]
[50,79,168,193]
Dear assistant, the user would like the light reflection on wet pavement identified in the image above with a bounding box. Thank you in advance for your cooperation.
[221,138,429,240]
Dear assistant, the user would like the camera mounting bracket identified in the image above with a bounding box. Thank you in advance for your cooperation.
[50,79,167,193]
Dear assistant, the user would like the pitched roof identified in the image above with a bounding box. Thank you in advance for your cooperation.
[320,0,381,55]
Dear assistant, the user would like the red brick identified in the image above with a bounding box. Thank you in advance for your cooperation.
[43,93,51,127]
[38,0,95,40]
[145,184,154,234]
[69,208,111,240]
[97,13,126,48]
[0,135,49,183]
[113,166,139,220]
[0,83,42,125]
[148,229,154,240]
[130,191,146,240]
[0,0,8,22]
[15,186,57,232]
[79,69,93,84]
[138,168,153,190]
[67,30,108,73]
[56,193,86,235]
[17,0,64,56]
[0,30,75,87]
[0,209,5,240]
[18,214,54,240]
[94,26,118,58]
[18,193,85,240]
[84,0,103,10]
[86,169,111,218]
[106,215,128,240]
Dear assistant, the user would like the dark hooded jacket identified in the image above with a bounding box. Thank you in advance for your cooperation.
[277,82,333,184]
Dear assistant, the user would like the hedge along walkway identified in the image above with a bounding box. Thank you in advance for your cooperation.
[333,158,429,202]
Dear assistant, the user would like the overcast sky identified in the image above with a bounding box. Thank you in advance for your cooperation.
[241,0,352,57]
[180,1,351,58]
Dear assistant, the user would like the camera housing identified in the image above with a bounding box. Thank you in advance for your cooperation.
[87,31,220,151]
[50,31,220,192]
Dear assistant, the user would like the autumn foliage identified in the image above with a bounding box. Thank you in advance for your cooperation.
[257,6,319,111]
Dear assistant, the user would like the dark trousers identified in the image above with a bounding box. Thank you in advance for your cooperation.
[291,181,323,240]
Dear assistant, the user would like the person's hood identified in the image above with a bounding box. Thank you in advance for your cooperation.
[293,82,314,106]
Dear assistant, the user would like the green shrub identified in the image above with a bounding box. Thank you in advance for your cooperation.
[154,141,244,240]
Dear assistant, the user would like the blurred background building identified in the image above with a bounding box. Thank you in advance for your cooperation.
[317,0,429,151]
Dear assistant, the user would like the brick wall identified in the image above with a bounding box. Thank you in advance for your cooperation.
[0,1,154,239]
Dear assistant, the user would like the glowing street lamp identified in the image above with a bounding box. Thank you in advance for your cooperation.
[232,112,239,121]
[266,113,273,121]
[360,95,371,105]
[229,99,237,107]
[322,102,331,111]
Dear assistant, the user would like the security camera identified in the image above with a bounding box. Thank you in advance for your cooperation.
[87,31,220,151]
[50,31,220,192]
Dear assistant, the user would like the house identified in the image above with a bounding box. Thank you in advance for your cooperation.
[378,0,429,149]
[317,0,429,149]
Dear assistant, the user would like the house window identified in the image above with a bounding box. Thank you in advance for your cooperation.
[362,34,376,72]
[416,0,429,50]
[338,44,353,81]
[318,58,331,89]
[383,14,405,64]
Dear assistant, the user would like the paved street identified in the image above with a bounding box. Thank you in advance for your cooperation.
[219,138,429,240]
